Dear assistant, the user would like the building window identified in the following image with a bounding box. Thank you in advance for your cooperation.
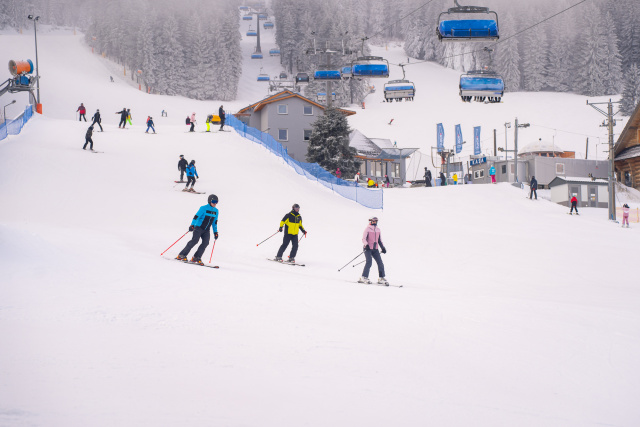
[303,105,313,115]
[501,165,507,174]
[372,162,383,177]
[359,161,367,176]
[277,104,288,115]
[278,129,288,141]
[556,163,565,174]
[474,169,484,179]
[303,129,312,141]
[390,163,400,178]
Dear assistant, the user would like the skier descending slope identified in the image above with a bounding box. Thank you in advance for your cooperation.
[183,160,199,192]
[176,194,219,265]
[275,204,306,263]
[359,216,389,285]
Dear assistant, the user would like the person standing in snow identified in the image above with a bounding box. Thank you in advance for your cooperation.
[77,103,87,121]
[569,194,579,215]
[424,168,432,187]
[176,194,219,265]
[91,109,103,131]
[218,106,226,131]
[189,112,196,132]
[355,172,361,185]
[83,125,95,150]
[336,167,342,179]
[359,216,388,285]
[489,164,496,183]
[384,174,390,188]
[439,171,446,186]
[184,160,199,192]
[126,109,132,126]
[275,203,306,263]
[622,203,630,227]
[145,116,155,133]
[453,173,458,185]
[206,114,213,132]
[116,108,128,128]
[178,155,188,182]
[529,176,538,200]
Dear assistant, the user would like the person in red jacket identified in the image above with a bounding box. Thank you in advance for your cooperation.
[77,103,87,121]
[570,195,579,215]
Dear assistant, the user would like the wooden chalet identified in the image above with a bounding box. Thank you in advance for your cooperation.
[615,101,640,190]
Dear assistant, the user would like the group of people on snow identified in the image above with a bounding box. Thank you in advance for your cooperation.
[178,154,198,192]
[188,106,226,133]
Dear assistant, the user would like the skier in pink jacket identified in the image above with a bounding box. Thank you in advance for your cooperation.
[359,216,388,285]
[622,204,630,228]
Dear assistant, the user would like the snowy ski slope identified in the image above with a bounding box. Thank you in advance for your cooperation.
[0,28,639,427]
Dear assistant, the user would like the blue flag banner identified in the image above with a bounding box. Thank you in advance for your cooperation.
[437,123,445,153]
[455,124,463,154]
[474,126,481,155]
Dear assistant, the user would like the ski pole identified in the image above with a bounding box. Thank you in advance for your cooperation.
[298,231,307,243]
[256,230,279,246]
[338,251,364,272]
[160,231,189,255]
[352,260,365,267]
[208,240,216,263]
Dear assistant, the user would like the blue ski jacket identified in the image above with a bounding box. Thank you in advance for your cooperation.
[191,204,219,232]
[186,164,199,178]
[489,166,496,176]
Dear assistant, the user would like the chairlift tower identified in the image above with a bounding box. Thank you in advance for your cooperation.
[306,36,351,108]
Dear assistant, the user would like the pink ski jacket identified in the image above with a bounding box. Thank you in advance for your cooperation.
[362,224,383,250]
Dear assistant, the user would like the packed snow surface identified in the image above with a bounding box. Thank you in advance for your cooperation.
[1,29,639,427]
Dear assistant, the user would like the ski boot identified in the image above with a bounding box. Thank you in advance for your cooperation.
[358,276,372,284]
[190,257,204,265]
[274,256,283,262]
[287,257,295,264]
[188,187,196,193]
[176,255,187,261]
[378,277,389,286]
[182,188,189,192]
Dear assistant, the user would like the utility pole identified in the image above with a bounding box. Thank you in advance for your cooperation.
[28,15,41,107]
[493,129,497,156]
[504,122,511,180]
[514,118,530,183]
[587,99,622,221]
[585,138,588,160]
[326,52,332,108]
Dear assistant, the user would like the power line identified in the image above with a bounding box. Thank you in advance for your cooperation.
[364,0,437,43]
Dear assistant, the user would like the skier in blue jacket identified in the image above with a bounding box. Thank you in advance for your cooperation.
[176,194,219,265]
[184,160,199,192]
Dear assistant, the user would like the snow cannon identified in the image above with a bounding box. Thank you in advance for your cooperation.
[8,60,34,76]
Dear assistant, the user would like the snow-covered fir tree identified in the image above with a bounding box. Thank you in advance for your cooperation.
[602,11,623,95]
[522,12,549,92]
[620,64,640,116]
[573,3,609,96]
[307,108,361,177]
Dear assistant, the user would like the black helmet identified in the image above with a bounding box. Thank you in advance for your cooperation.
[292,203,300,210]
[179,154,184,158]
[190,160,195,165]
[208,194,219,205]
[369,216,378,222]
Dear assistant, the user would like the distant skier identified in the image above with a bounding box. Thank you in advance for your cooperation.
[274,203,306,264]
[110,76,114,83]
[384,174,390,188]
[126,109,132,126]
[529,176,538,200]
[116,108,128,128]
[175,194,219,265]
[336,167,342,179]
[440,172,446,186]
[453,173,458,185]
[570,195,579,215]
[424,168,432,187]
[367,178,376,188]
[178,155,188,182]
[206,114,213,132]
[358,216,388,285]
[218,105,226,131]
[622,203,630,227]
[82,125,94,150]
[355,172,361,185]
[489,164,496,183]
[91,109,103,131]
[145,116,155,133]
[161,110,167,117]
[77,103,87,121]
[184,160,199,192]
[189,112,196,132]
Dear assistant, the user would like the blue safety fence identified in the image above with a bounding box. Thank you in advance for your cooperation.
[228,114,383,209]
[0,105,34,141]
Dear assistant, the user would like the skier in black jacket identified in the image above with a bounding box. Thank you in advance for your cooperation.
[529,176,538,200]
[218,105,226,131]
[91,109,103,131]
[439,172,447,186]
[83,125,94,150]
[178,155,188,182]
[116,108,128,128]
[424,168,432,187]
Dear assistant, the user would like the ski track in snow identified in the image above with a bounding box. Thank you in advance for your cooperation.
[0,26,639,427]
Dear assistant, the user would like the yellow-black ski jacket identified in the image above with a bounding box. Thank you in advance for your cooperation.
[280,211,305,235]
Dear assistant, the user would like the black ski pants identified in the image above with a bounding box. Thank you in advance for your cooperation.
[190,122,195,132]
[362,248,385,278]
[530,188,537,199]
[83,137,93,150]
[186,176,196,188]
[179,227,210,259]
[92,119,103,131]
[570,201,578,213]
[219,117,225,130]
[180,168,186,181]
[119,117,127,128]
[277,234,298,258]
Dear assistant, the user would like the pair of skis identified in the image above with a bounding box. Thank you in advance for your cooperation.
[165,256,219,269]
[267,258,305,267]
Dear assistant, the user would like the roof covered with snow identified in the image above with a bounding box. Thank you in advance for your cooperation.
[520,139,564,154]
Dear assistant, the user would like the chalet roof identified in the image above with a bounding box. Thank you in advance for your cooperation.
[236,90,356,116]
[349,130,418,159]
[615,144,640,161]
[548,176,608,188]
[614,100,640,155]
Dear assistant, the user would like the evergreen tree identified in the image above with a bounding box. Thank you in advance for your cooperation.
[522,12,548,91]
[621,64,640,115]
[306,108,361,177]
[602,11,623,95]
[573,4,608,96]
